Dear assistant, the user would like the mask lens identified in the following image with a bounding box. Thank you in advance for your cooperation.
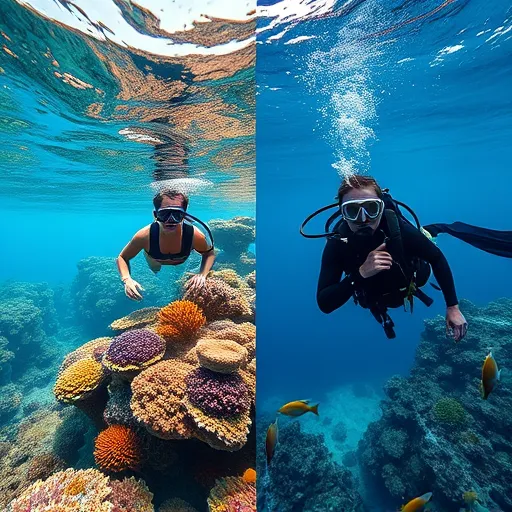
[344,203,361,220]
[342,199,382,220]
[362,200,381,218]
[157,208,185,223]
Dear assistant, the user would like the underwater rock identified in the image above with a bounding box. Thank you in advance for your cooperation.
[331,420,348,443]
[358,298,512,510]
[257,419,364,512]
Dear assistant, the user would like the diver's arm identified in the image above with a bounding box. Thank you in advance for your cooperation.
[317,240,356,313]
[116,229,146,281]
[403,224,458,307]
[193,228,216,276]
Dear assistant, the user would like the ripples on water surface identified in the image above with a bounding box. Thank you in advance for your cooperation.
[0,0,256,211]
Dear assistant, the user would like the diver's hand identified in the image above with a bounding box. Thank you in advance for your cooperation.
[124,278,144,301]
[359,242,393,279]
[446,305,467,342]
[185,274,206,292]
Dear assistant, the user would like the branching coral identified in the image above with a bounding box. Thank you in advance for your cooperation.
[54,358,105,403]
[156,300,206,341]
[94,424,142,472]
[183,278,252,321]
[109,476,154,512]
[207,476,256,512]
[7,468,113,512]
[195,339,248,374]
[110,307,161,331]
[185,367,250,417]
[103,329,165,373]
[130,360,196,440]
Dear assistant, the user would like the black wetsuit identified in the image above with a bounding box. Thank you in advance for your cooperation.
[317,219,458,314]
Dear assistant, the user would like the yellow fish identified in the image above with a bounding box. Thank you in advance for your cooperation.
[265,418,278,466]
[278,399,319,417]
[481,351,501,399]
[400,492,432,512]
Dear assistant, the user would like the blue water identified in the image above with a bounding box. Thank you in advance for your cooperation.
[257,0,512,510]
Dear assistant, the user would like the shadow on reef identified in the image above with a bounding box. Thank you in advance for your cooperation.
[357,298,512,511]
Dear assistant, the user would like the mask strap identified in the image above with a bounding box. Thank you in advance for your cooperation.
[183,213,215,248]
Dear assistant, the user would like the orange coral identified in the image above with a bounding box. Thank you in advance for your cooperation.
[242,468,256,483]
[54,358,105,403]
[94,424,142,472]
[156,300,206,341]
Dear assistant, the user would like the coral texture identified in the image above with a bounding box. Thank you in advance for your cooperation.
[130,360,195,440]
[110,307,160,331]
[103,329,166,372]
[54,358,105,402]
[59,337,112,375]
[110,476,154,512]
[94,424,142,472]
[195,338,248,374]
[158,497,198,512]
[207,476,256,512]
[156,300,206,341]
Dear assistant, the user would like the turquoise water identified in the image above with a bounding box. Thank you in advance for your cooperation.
[257,1,512,511]
[0,1,255,510]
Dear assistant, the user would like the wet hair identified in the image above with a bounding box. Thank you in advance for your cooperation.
[336,175,383,203]
[153,189,189,210]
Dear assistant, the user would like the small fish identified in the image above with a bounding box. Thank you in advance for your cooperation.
[481,351,501,400]
[278,400,319,417]
[265,418,278,466]
[400,492,433,512]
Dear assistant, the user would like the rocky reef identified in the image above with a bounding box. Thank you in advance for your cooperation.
[256,412,365,512]
[357,298,512,511]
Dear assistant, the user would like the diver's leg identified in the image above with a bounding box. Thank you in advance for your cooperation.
[144,252,162,274]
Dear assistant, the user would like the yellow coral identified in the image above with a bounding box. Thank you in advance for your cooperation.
[463,490,478,504]
[207,476,256,512]
[196,338,248,374]
[54,358,105,403]
[110,307,160,331]
[58,337,112,375]
[156,300,206,341]
[130,360,196,440]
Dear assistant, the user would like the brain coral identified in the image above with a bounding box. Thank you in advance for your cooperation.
[196,338,248,374]
[94,424,142,472]
[183,278,252,321]
[54,358,105,403]
[103,329,165,372]
[109,476,154,512]
[110,307,160,331]
[207,476,256,512]
[156,300,206,341]
[7,468,112,512]
[130,360,196,440]
[58,337,112,375]
[186,367,250,417]
[433,397,466,425]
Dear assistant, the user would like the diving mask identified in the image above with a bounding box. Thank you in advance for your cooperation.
[156,206,186,224]
[340,198,384,222]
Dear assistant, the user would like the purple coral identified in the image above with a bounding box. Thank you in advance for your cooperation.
[186,367,250,418]
[104,329,165,368]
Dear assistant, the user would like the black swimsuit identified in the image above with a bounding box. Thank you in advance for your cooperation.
[145,222,194,263]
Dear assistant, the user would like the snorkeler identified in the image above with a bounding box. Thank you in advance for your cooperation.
[116,189,215,301]
[302,174,512,339]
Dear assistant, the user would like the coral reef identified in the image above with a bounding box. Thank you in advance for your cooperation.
[109,476,154,512]
[103,329,166,373]
[196,338,248,373]
[183,278,253,322]
[207,476,256,512]
[358,298,512,510]
[156,300,206,341]
[94,424,142,472]
[110,307,161,332]
[256,418,363,512]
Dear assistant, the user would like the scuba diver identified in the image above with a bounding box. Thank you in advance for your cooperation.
[301,175,512,340]
[117,189,215,301]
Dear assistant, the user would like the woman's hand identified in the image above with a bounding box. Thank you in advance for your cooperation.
[123,278,144,301]
[446,305,467,342]
[359,242,393,279]
[185,274,207,292]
